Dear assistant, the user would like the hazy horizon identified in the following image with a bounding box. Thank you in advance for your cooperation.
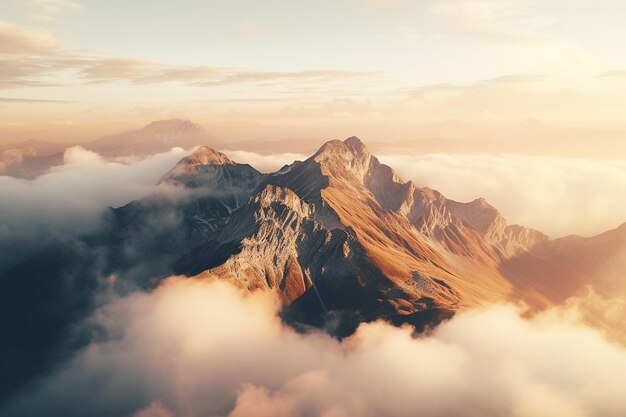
[2,0,626,157]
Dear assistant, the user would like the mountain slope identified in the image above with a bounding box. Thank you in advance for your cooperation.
[501,223,626,307]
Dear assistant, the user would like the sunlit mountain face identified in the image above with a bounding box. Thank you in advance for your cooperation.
[2,1,626,416]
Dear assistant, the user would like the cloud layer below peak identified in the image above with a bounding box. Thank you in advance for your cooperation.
[2,277,625,417]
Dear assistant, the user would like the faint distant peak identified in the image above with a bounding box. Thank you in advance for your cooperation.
[142,119,208,133]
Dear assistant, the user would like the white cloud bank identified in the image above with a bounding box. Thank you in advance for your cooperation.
[2,278,626,417]
[0,146,187,231]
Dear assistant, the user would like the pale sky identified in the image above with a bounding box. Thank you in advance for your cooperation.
[1,0,626,151]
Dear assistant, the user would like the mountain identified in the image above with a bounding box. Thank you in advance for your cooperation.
[2,136,625,402]
[5,136,621,335]
[501,223,626,307]
[161,138,549,333]
[86,119,223,157]
[166,138,625,334]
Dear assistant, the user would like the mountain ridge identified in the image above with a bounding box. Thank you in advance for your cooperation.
[157,136,614,334]
[166,138,626,328]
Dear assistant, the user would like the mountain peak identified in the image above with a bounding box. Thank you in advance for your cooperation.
[87,119,221,157]
[310,137,374,182]
[313,137,372,162]
[142,119,206,134]
[344,136,368,156]
[182,146,234,167]
[160,146,262,189]
[159,146,234,184]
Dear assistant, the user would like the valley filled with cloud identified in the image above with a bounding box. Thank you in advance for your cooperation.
[3,277,626,417]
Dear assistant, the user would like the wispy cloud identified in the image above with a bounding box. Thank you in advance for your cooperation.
[0,21,374,90]
[0,21,63,54]
[0,97,73,103]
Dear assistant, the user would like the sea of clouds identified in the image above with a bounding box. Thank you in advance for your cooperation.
[2,277,625,417]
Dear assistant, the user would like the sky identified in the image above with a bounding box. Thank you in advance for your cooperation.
[1,0,626,150]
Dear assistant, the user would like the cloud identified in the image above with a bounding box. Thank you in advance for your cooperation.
[2,277,626,417]
[556,287,626,345]
[75,57,372,86]
[0,145,187,230]
[23,0,81,24]
[0,146,188,270]
[0,20,63,54]
[0,97,73,103]
[387,0,588,72]
[378,153,626,237]
[0,21,372,90]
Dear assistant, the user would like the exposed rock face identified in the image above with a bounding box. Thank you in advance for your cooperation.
[118,137,624,334]
[162,146,262,194]
[169,145,234,168]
